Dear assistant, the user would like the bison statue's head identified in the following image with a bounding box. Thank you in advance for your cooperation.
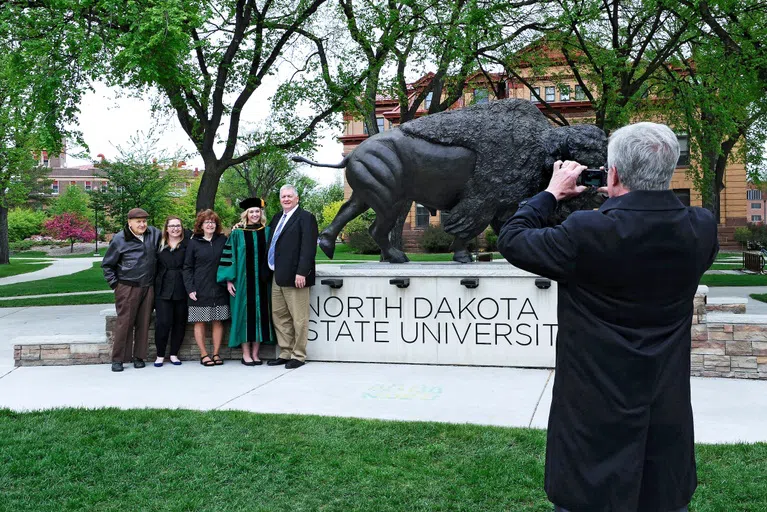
[542,124,608,174]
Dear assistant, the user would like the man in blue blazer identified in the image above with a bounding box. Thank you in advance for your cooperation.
[498,122,718,512]
[266,184,319,369]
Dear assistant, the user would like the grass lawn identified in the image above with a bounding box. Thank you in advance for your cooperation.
[0,292,114,308]
[0,410,763,512]
[708,263,743,271]
[0,261,51,278]
[0,262,109,297]
[8,250,50,258]
[750,293,767,304]
[699,274,767,287]
[10,247,108,259]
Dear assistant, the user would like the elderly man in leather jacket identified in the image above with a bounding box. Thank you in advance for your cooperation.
[102,208,162,372]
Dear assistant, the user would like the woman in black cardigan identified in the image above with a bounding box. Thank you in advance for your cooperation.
[183,209,230,366]
[153,216,189,367]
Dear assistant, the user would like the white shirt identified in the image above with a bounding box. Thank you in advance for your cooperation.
[129,227,145,243]
[268,206,298,270]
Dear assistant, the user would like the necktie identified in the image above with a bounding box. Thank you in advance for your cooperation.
[268,214,287,268]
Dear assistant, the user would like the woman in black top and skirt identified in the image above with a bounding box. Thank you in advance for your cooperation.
[153,216,188,367]
[183,209,230,366]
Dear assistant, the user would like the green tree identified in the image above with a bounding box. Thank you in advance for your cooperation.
[7,208,48,242]
[0,3,98,264]
[492,0,699,132]
[50,184,92,220]
[217,139,298,211]
[21,0,370,213]
[655,38,767,222]
[301,180,344,226]
[90,131,187,228]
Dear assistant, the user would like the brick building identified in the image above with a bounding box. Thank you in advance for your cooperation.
[39,148,198,198]
[747,183,766,224]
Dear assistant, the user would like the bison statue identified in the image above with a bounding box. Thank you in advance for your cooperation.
[294,98,607,263]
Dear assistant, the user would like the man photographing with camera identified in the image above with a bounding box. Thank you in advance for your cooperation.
[498,122,718,512]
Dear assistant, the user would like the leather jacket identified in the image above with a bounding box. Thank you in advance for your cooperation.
[102,225,162,288]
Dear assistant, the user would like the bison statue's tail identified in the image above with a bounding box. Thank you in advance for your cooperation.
[290,155,348,168]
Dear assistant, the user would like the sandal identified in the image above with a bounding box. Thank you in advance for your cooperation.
[212,354,224,365]
[200,355,215,367]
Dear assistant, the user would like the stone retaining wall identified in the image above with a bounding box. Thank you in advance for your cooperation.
[14,312,277,367]
[12,291,767,379]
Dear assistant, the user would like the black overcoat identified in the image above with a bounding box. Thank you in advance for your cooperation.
[266,207,319,287]
[155,238,188,301]
[498,190,718,512]
[182,233,229,307]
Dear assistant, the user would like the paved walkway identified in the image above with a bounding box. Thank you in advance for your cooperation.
[1,305,766,444]
[0,257,101,286]
[706,286,767,314]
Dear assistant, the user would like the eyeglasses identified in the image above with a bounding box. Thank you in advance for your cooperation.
[202,220,217,225]
[167,225,182,229]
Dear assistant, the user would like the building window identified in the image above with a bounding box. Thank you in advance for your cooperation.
[43,158,49,167]
[676,134,690,167]
[748,189,762,200]
[574,85,586,100]
[85,181,92,191]
[474,89,489,104]
[752,215,762,222]
[415,204,430,228]
[545,86,556,102]
[752,203,761,209]
[424,91,433,110]
[530,87,540,103]
[377,117,385,133]
[51,181,59,195]
[101,182,108,192]
[559,85,570,101]
[673,189,691,206]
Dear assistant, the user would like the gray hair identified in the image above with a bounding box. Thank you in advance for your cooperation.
[606,122,680,191]
[280,184,297,196]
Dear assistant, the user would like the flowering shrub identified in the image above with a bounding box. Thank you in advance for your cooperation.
[43,213,96,252]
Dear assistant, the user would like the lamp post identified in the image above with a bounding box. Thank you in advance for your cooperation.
[93,205,99,256]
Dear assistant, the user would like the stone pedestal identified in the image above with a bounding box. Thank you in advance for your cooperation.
[310,263,558,367]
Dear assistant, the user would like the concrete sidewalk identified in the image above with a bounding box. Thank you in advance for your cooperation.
[0,257,101,286]
[2,304,766,445]
[0,359,765,445]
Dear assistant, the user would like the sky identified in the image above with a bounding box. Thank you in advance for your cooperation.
[66,80,345,187]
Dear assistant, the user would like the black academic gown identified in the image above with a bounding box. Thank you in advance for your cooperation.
[498,190,718,512]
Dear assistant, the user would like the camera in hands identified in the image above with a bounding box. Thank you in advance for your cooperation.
[577,168,607,188]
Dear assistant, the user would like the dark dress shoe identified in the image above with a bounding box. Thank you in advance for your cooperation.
[133,358,146,369]
[285,359,305,369]
[241,358,256,366]
[111,362,124,372]
[252,360,263,366]
[267,358,290,366]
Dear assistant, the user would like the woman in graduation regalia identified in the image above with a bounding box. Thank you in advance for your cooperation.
[217,197,276,365]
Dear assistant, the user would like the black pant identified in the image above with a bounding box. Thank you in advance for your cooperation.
[154,298,187,357]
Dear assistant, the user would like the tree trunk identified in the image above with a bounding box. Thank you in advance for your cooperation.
[196,157,221,212]
[701,147,720,222]
[0,204,9,265]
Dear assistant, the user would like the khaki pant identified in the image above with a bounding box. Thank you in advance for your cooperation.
[112,284,154,362]
[271,281,310,361]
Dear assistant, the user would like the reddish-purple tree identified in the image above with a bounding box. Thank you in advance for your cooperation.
[44,213,96,253]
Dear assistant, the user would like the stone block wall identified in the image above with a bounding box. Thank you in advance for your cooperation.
[12,292,767,379]
[14,313,277,367]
